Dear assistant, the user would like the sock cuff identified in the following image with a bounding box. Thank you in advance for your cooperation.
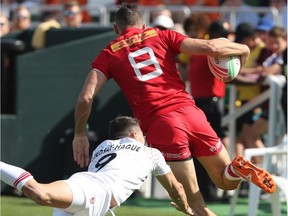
[224,164,241,181]
[14,172,34,191]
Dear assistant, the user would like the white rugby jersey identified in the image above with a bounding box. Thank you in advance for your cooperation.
[88,137,171,205]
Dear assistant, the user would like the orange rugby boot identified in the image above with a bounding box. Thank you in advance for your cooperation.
[232,156,276,193]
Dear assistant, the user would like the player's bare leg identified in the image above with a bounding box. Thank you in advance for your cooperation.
[198,147,276,193]
[198,147,240,190]
[168,160,217,216]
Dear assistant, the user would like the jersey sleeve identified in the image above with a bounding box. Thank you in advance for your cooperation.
[160,29,187,54]
[150,148,171,176]
[90,49,112,79]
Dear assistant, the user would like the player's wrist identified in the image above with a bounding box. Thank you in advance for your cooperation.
[74,132,87,137]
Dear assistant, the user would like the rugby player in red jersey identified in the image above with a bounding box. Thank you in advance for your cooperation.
[73,4,276,215]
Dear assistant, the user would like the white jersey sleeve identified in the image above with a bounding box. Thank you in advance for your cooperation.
[145,147,171,176]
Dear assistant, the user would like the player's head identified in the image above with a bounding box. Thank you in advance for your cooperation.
[108,116,145,144]
[114,3,145,35]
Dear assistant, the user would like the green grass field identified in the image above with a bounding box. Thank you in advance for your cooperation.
[1,195,287,216]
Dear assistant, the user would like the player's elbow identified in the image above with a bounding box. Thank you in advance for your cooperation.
[33,192,51,206]
[29,191,53,206]
[23,185,53,206]
[77,93,94,105]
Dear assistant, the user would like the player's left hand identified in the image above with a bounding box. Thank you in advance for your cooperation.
[171,202,196,215]
[73,135,90,168]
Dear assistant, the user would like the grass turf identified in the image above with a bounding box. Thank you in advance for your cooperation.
[1,195,287,216]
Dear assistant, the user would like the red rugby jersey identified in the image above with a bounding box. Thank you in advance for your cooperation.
[91,27,194,131]
[189,55,226,98]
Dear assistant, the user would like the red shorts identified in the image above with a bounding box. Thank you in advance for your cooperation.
[145,105,222,161]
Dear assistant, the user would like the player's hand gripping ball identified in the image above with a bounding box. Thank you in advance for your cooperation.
[207,55,241,82]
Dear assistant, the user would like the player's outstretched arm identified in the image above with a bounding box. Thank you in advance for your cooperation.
[156,172,195,215]
[180,37,250,68]
[0,162,73,209]
[73,69,108,167]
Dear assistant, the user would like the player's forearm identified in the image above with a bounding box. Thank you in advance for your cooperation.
[74,94,93,136]
[74,70,105,136]
[157,173,190,211]
[169,182,189,210]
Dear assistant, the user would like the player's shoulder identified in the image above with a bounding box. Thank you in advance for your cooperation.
[144,146,163,156]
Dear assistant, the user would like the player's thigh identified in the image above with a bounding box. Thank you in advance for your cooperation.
[167,160,199,193]
[197,147,231,186]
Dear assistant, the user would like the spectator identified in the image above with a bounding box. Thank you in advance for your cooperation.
[256,16,275,44]
[151,9,175,30]
[45,0,92,23]
[181,0,220,22]
[235,26,287,164]
[233,22,266,165]
[0,13,11,37]
[11,5,31,32]
[221,0,260,28]
[152,15,175,30]
[63,1,83,28]
[177,13,211,81]
[208,19,234,41]
[261,0,287,31]
[31,12,61,49]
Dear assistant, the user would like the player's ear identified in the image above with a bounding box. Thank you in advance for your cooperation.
[113,23,120,35]
[129,131,137,140]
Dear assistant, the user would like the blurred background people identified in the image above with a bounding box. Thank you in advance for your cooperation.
[233,22,266,165]
[151,9,175,30]
[235,25,287,165]
[0,13,11,37]
[220,0,260,28]
[63,1,83,27]
[261,0,287,31]
[31,11,61,49]
[45,0,92,23]
[11,5,32,32]
[152,14,175,30]
[256,16,275,44]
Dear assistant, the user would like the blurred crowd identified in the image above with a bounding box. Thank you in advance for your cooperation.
[1,0,287,201]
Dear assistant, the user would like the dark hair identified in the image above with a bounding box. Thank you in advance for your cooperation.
[115,3,143,32]
[108,116,140,139]
[235,22,256,43]
[183,13,210,34]
[208,20,232,39]
[63,0,80,10]
[268,26,286,39]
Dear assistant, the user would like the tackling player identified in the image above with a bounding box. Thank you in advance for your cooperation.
[0,116,194,216]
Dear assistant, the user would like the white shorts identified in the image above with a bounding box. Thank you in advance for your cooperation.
[52,172,114,216]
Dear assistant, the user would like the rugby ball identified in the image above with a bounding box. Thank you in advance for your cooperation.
[207,55,241,82]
